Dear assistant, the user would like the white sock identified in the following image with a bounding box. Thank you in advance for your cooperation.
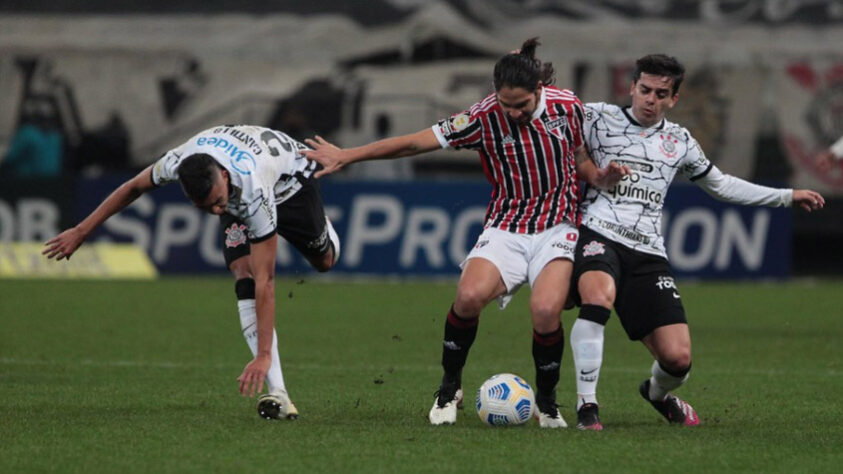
[238,299,287,394]
[648,360,689,401]
[571,318,604,410]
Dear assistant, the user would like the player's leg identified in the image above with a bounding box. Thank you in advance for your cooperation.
[528,257,573,428]
[429,257,508,425]
[571,270,614,430]
[221,215,297,420]
[429,227,518,425]
[569,227,621,430]
[275,177,340,272]
[639,323,698,425]
[616,264,698,426]
[523,222,580,428]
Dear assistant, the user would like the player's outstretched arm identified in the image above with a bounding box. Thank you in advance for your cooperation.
[303,129,441,178]
[696,166,824,211]
[574,147,631,189]
[792,189,825,212]
[42,166,155,260]
[237,234,277,397]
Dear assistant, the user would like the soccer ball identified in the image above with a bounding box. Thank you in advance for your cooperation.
[475,373,535,426]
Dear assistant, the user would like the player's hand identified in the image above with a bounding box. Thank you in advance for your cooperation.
[792,189,825,212]
[302,135,346,178]
[594,161,632,190]
[237,354,270,397]
[42,226,86,261]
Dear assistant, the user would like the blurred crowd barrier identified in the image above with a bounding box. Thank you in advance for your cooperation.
[0,175,792,279]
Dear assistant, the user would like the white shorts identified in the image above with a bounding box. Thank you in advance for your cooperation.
[461,222,579,309]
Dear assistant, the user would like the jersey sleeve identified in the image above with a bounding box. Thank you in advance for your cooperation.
[432,109,483,150]
[150,150,181,187]
[680,132,713,181]
[569,96,586,152]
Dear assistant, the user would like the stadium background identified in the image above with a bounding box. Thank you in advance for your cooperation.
[0,0,841,277]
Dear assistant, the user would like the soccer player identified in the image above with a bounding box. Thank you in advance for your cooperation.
[568,55,825,430]
[303,38,629,427]
[42,125,341,421]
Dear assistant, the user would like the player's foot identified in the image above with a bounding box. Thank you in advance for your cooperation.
[428,378,463,425]
[576,402,603,431]
[535,392,568,428]
[639,380,699,426]
[256,391,299,420]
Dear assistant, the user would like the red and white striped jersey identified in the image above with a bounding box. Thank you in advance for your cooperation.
[432,86,584,234]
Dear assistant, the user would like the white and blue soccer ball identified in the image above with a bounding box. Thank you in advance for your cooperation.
[476,373,535,426]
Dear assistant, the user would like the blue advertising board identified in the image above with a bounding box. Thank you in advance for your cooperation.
[74,177,791,279]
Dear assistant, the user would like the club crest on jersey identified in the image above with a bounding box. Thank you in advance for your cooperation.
[582,240,605,257]
[474,239,490,249]
[545,117,569,139]
[659,134,679,159]
[224,223,248,248]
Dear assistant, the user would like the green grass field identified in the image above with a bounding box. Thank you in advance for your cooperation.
[1,277,840,473]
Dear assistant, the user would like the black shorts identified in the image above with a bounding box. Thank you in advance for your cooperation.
[572,225,686,340]
[220,177,330,267]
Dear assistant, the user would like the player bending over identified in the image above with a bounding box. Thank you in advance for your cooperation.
[43,125,340,421]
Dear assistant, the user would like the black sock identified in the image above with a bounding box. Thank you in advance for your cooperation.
[532,326,564,397]
[441,305,478,385]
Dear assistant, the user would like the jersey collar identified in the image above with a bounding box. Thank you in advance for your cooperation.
[532,86,548,120]
[622,106,665,131]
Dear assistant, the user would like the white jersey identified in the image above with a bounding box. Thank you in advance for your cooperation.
[151,125,317,241]
[580,102,713,258]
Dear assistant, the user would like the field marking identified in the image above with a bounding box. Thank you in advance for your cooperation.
[0,357,838,377]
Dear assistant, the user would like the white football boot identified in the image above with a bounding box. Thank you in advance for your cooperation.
[256,390,299,420]
[535,393,568,428]
[428,379,463,426]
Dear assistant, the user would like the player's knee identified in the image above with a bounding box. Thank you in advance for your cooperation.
[660,350,691,373]
[228,256,252,280]
[529,299,563,324]
[454,288,490,316]
[578,272,615,308]
[580,289,614,309]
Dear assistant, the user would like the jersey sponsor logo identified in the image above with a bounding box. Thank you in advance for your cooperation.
[613,160,653,173]
[659,133,679,159]
[196,136,257,175]
[566,232,578,241]
[224,223,248,248]
[582,240,605,257]
[607,174,664,205]
[655,276,677,290]
[551,241,575,254]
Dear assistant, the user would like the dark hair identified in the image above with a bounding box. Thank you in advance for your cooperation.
[177,153,220,202]
[632,54,685,95]
[493,37,555,92]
